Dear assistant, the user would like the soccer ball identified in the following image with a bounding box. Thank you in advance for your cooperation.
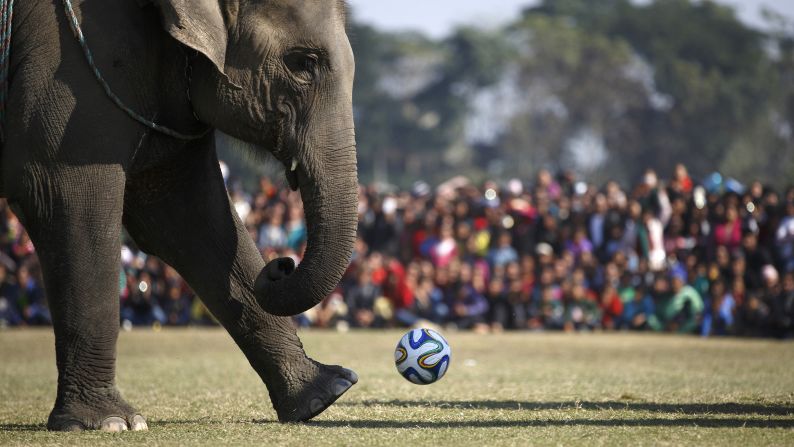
[394,328,451,385]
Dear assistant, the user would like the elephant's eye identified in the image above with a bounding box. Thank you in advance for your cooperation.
[284,51,320,84]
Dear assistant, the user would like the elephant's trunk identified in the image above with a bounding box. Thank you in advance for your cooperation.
[253,139,358,316]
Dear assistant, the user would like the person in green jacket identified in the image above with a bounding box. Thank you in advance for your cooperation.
[648,266,704,333]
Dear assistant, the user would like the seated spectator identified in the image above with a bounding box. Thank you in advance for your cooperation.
[431,224,459,267]
[16,265,50,326]
[622,285,655,330]
[488,232,519,268]
[0,264,21,326]
[163,285,191,326]
[258,212,287,251]
[121,272,166,327]
[714,205,742,251]
[566,227,594,261]
[649,267,704,333]
[600,285,623,330]
[345,268,382,328]
[563,284,601,332]
[701,280,735,336]
[407,277,448,325]
[449,280,489,333]
[770,272,794,338]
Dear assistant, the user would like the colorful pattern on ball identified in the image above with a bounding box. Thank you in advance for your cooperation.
[394,328,451,385]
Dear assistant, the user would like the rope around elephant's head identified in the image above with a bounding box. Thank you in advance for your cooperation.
[61,0,211,140]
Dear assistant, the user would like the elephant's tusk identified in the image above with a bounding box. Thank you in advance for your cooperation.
[290,158,298,172]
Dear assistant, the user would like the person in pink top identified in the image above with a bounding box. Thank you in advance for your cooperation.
[714,205,742,251]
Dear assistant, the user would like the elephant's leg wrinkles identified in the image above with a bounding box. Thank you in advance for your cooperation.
[123,143,356,422]
[11,165,146,432]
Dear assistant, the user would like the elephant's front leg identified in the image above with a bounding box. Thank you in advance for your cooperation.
[123,146,356,423]
[11,165,147,432]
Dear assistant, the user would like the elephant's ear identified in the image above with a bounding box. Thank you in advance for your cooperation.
[153,0,228,76]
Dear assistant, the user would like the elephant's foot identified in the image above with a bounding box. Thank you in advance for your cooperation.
[271,360,358,423]
[47,387,147,432]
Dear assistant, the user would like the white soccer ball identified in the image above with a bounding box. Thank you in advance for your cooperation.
[394,328,451,385]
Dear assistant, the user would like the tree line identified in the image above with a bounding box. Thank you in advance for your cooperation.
[348,0,794,188]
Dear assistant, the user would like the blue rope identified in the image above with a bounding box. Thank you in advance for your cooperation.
[62,0,209,140]
[0,0,13,142]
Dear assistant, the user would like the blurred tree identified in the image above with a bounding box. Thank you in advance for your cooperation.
[500,13,650,183]
[349,21,511,186]
[519,0,787,183]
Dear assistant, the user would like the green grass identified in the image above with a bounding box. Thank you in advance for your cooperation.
[1,329,793,446]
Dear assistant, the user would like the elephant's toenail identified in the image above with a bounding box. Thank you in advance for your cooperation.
[342,368,359,384]
[100,417,128,432]
[131,415,148,431]
[332,378,352,396]
[310,398,324,414]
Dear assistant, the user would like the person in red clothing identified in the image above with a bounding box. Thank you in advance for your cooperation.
[600,285,624,330]
[383,259,414,314]
[673,163,693,194]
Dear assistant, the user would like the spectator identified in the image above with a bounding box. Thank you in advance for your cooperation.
[564,284,601,332]
[0,264,21,326]
[701,279,735,336]
[16,265,50,325]
[649,267,704,333]
[0,164,792,339]
[345,268,382,328]
[488,232,519,268]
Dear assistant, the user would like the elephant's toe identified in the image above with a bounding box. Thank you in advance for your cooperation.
[275,365,358,423]
[46,388,145,432]
[100,417,129,432]
[131,414,148,431]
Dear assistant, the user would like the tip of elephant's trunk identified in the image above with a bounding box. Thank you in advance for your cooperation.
[253,257,307,317]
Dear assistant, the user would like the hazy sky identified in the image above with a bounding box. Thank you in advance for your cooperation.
[348,1,794,38]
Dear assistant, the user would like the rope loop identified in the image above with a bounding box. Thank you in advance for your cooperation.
[62,0,210,140]
[0,0,14,142]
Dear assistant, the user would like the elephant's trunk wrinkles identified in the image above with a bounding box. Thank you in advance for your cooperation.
[254,140,358,316]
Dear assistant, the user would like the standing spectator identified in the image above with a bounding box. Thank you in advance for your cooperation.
[776,201,794,273]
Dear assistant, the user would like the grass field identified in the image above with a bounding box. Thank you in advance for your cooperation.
[1,329,793,446]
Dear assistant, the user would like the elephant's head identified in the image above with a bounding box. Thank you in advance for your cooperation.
[154,0,357,316]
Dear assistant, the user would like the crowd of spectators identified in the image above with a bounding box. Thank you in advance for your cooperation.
[1,163,794,339]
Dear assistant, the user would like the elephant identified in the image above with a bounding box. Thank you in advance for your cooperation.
[3,0,359,431]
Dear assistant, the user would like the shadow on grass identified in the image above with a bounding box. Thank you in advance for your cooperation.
[5,416,792,432]
[307,418,794,429]
[336,400,794,416]
[0,423,47,431]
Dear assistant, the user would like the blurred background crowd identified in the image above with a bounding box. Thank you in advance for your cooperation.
[1,0,793,338]
[1,163,793,338]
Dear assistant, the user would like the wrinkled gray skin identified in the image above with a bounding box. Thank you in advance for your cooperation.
[3,0,359,431]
